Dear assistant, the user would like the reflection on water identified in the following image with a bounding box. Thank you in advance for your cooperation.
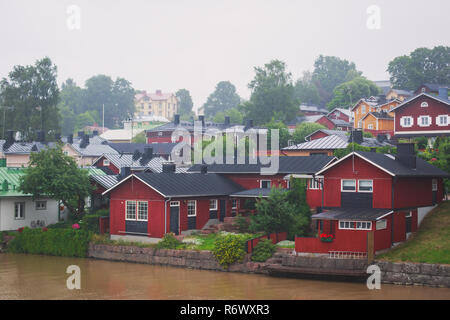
[0,253,449,300]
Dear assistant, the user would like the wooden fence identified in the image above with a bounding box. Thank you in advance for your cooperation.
[245,232,287,253]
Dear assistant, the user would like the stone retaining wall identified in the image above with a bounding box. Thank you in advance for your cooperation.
[88,243,270,274]
[282,255,368,271]
[375,261,450,287]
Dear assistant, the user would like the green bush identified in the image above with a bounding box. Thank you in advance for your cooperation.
[156,233,185,249]
[212,234,246,268]
[47,222,70,229]
[80,214,101,233]
[235,214,251,233]
[7,227,92,257]
[95,208,109,216]
[251,239,276,262]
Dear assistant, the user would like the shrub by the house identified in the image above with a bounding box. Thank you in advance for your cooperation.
[251,239,276,262]
[212,234,246,268]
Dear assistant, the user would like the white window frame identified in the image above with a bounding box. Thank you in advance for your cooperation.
[170,201,180,207]
[187,200,197,217]
[418,115,432,127]
[231,199,238,209]
[436,115,449,127]
[103,159,110,166]
[341,179,356,192]
[309,178,322,190]
[209,199,218,210]
[35,200,47,210]
[376,219,387,230]
[339,220,372,230]
[260,180,271,189]
[405,211,412,218]
[420,102,428,108]
[400,116,413,128]
[432,179,438,191]
[368,124,374,130]
[14,202,25,220]
[358,180,373,193]
[125,200,148,221]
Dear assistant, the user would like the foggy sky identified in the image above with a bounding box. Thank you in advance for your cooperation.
[0,0,449,111]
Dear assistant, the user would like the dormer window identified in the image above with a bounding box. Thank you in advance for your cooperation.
[420,102,428,108]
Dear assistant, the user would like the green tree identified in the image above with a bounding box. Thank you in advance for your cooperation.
[175,89,194,117]
[327,77,380,110]
[312,55,362,106]
[131,131,146,143]
[388,46,450,90]
[243,60,298,125]
[250,187,297,235]
[0,57,60,140]
[212,107,244,124]
[18,147,93,216]
[203,81,241,118]
[294,71,321,105]
[286,178,312,237]
[264,118,291,149]
[292,122,326,144]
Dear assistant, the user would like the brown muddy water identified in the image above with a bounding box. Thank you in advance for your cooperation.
[0,253,449,300]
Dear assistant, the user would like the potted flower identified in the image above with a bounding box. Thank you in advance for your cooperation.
[320,233,334,242]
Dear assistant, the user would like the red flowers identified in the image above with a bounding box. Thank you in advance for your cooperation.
[72,223,80,229]
[18,227,24,233]
[320,233,334,242]
[42,227,48,232]
[431,158,437,161]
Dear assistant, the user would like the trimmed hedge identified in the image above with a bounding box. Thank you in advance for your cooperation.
[80,214,101,233]
[7,227,92,257]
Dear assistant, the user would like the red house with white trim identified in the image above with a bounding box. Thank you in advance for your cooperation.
[393,92,450,138]
[295,144,449,255]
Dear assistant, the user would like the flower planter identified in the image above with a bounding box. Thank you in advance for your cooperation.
[319,234,334,243]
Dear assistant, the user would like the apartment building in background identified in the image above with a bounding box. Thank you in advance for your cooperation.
[134,90,179,120]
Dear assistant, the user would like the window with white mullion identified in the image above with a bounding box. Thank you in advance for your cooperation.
[339,220,372,230]
[400,116,413,128]
[137,201,148,221]
[341,179,356,192]
[126,201,137,220]
[436,115,449,127]
[187,200,197,217]
[418,115,431,127]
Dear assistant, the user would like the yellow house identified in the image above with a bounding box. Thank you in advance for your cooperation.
[134,90,179,120]
[351,98,378,128]
[385,89,413,101]
[361,112,394,132]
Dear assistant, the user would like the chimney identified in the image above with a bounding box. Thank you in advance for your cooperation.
[438,87,448,100]
[246,119,254,128]
[120,167,131,179]
[198,115,205,126]
[37,130,45,143]
[132,149,142,161]
[200,164,208,174]
[78,131,85,138]
[80,134,90,149]
[6,130,15,143]
[224,116,230,126]
[174,114,180,125]
[144,147,153,159]
[396,143,416,169]
[67,134,73,144]
[162,162,176,173]
[156,89,162,95]
[54,132,61,142]
[348,129,363,144]
[93,130,99,136]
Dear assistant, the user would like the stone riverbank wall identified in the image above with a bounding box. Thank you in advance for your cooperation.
[88,243,450,287]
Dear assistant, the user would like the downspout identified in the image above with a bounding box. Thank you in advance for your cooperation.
[164,197,171,235]
[391,176,397,246]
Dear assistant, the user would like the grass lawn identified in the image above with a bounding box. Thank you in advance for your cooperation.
[377,201,450,264]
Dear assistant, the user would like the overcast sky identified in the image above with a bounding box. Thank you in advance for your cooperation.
[0,0,448,111]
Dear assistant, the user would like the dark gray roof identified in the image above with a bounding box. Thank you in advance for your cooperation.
[312,208,392,221]
[329,118,352,126]
[132,172,244,197]
[421,83,449,92]
[91,175,119,189]
[3,141,58,154]
[70,143,118,157]
[188,155,335,175]
[108,142,177,156]
[230,188,287,198]
[284,134,394,151]
[365,111,393,120]
[354,151,450,178]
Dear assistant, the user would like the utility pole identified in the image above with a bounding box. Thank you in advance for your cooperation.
[102,103,105,134]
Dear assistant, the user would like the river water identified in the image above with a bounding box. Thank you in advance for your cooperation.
[0,253,449,300]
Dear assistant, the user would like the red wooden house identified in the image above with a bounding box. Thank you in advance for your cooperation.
[295,144,449,255]
[393,92,450,138]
